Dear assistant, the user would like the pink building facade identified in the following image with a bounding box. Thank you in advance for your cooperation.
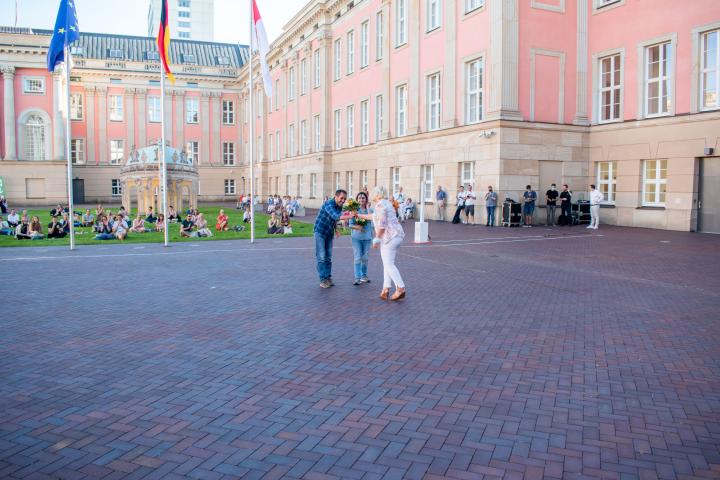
[1,0,719,231]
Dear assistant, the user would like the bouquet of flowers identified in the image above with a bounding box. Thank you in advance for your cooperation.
[354,217,368,227]
[343,199,360,212]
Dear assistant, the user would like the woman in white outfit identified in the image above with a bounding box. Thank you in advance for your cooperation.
[362,186,406,301]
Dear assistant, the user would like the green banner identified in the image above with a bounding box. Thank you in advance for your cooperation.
[0,177,5,197]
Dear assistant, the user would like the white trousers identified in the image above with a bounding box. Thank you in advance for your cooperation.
[380,236,405,289]
[590,205,600,228]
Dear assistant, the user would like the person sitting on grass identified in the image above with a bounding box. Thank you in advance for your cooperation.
[281,211,292,234]
[0,216,14,236]
[146,206,157,224]
[94,215,114,240]
[15,218,31,240]
[180,214,194,238]
[60,213,72,235]
[216,209,229,231]
[7,210,19,229]
[243,205,252,223]
[112,215,128,241]
[29,216,44,240]
[194,213,212,237]
[131,214,149,233]
[82,209,94,227]
[47,216,66,239]
[267,211,281,235]
[20,209,29,225]
[118,206,128,218]
[167,206,177,222]
[50,203,66,217]
[156,214,166,233]
[95,204,104,218]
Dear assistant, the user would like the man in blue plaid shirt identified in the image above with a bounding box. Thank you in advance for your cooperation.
[314,190,354,288]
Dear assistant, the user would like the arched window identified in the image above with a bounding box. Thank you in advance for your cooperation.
[25,115,46,161]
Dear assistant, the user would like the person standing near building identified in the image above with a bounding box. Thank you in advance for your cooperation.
[484,186,498,227]
[545,183,559,226]
[559,184,572,226]
[464,185,477,224]
[435,185,447,221]
[314,190,355,288]
[522,185,537,227]
[588,184,604,230]
[451,185,466,224]
[349,191,373,285]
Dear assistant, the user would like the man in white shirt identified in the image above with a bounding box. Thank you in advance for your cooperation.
[7,209,19,229]
[588,184,604,230]
[464,185,477,224]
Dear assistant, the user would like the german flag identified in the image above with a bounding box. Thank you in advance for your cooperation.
[156,0,175,83]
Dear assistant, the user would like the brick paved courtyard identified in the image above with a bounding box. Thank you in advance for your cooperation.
[1,223,719,479]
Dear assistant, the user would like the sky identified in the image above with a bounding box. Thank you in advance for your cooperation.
[0,0,310,45]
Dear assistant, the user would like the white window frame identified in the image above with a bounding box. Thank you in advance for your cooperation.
[288,66,296,101]
[297,174,304,197]
[596,161,617,204]
[396,84,408,136]
[186,141,199,163]
[300,58,308,95]
[222,100,235,125]
[224,179,236,195]
[288,123,296,156]
[186,98,199,123]
[313,49,321,88]
[70,93,84,120]
[71,138,85,165]
[111,179,122,196]
[148,96,161,123]
[23,77,45,94]
[268,134,273,163]
[376,11,384,61]
[360,170,369,190]
[275,130,281,160]
[347,30,355,75]
[310,173,318,198]
[594,50,624,124]
[110,139,124,165]
[638,36,676,119]
[700,29,720,111]
[642,159,667,207]
[347,105,355,148]
[375,94,383,142]
[466,57,484,124]
[395,0,408,47]
[314,114,321,152]
[360,100,369,146]
[427,73,441,131]
[109,95,123,121]
[335,172,342,191]
[275,79,281,110]
[360,21,370,68]
[346,171,354,197]
[427,0,441,32]
[465,0,484,14]
[223,142,235,165]
[391,167,401,196]
[334,109,342,149]
[301,119,308,154]
[286,175,291,196]
[334,39,342,81]
[461,162,475,189]
[422,165,434,202]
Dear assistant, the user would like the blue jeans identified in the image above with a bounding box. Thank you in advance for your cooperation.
[352,238,371,280]
[486,206,496,226]
[95,233,115,240]
[314,233,334,281]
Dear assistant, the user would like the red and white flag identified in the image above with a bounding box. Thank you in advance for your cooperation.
[251,0,272,98]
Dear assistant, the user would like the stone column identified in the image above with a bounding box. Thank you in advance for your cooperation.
[174,90,184,149]
[200,92,210,164]
[97,86,108,164]
[305,44,313,151]
[318,30,332,150]
[211,92,221,165]
[442,0,458,129]
[487,0,523,121]
[407,0,421,135]
[125,88,135,152]
[2,66,17,160]
[380,1,391,140]
[573,0,590,125]
[52,69,65,160]
[85,86,96,164]
[282,62,289,156]
[136,88,147,147]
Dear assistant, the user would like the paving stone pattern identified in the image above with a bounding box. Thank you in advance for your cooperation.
[1,223,719,479]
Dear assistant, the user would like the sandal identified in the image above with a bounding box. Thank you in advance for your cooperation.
[379,288,390,300]
[390,288,406,301]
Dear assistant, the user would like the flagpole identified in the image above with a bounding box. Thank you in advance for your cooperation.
[64,46,75,251]
[248,0,255,244]
[160,68,169,247]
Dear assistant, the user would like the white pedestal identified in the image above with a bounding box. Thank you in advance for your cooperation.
[414,221,429,243]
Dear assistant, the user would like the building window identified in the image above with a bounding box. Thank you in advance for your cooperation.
[70,93,84,120]
[701,29,719,110]
[23,78,45,94]
[375,94,383,142]
[335,172,342,190]
[391,167,401,196]
[297,174,304,197]
[313,49,321,88]
[427,0,441,32]
[288,123,296,156]
[360,100,369,145]
[310,173,318,197]
[285,175,291,196]
[301,120,308,154]
[216,55,230,65]
[146,51,160,61]
[334,39,342,81]
[223,142,235,165]
[178,0,191,7]
[186,98,199,123]
[347,30,355,75]
[109,95,123,121]
[396,84,407,136]
[257,136,263,161]
[596,161,617,203]
[182,53,196,64]
[360,170,369,190]
[179,10,190,18]
[346,171,354,197]
[314,115,321,152]
[422,165,433,202]
[110,139,124,165]
[466,58,483,124]
[645,42,672,117]
[376,11,384,60]
[275,130,281,160]
[599,53,622,122]
[597,0,620,6]
[186,141,199,163]
[347,105,355,148]
[148,96,161,122]
[178,21,191,28]
[108,49,124,59]
[360,21,369,68]
[461,162,474,189]
[643,160,667,206]
[334,109,342,149]
[178,31,190,39]
[25,115,46,161]
[111,179,122,196]
[288,66,296,101]
[222,100,235,124]
[427,73,441,131]
[268,134,273,162]
[70,138,85,165]
[300,59,308,95]
[465,0,484,13]
[224,179,236,195]
[396,0,408,47]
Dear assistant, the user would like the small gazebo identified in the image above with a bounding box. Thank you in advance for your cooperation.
[120,143,199,215]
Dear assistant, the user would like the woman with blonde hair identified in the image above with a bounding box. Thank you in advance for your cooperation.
[361,186,406,300]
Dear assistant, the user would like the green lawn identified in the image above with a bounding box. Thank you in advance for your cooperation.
[0,206,315,248]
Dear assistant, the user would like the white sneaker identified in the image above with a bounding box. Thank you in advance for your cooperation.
[586,225,593,229]
[593,226,599,230]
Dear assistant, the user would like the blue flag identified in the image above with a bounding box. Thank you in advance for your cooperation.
[47,0,80,72]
